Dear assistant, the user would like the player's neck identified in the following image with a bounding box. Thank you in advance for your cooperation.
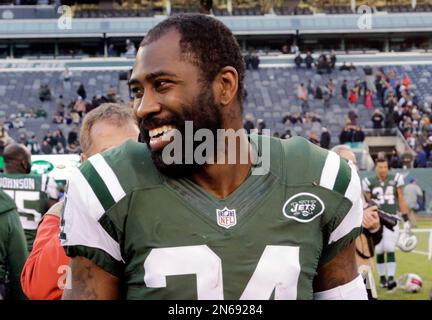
[191,161,252,200]
[378,174,387,182]
[190,128,253,200]
[4,165,25,174]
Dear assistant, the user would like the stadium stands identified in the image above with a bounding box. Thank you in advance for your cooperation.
[0,4,58,19]
[0,69,121,150]
[1,0,431,19]
[303,0,432,14]
[1,62,431,162]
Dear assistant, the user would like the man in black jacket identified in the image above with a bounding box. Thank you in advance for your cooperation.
[305,51,314,69]
[294,53,303,68]
[341,80,348,99]
[320,127,331,149]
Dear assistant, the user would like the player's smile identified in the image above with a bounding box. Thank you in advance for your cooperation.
[140,112,185,153]
[148,124,177,151]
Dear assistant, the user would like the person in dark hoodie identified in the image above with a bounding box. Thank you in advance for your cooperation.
[76,83,87,100]
[320,127,331,149]
[0,190,28,300]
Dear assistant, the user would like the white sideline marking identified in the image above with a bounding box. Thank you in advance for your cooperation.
[411,228,432,233]
[411,250,430,257]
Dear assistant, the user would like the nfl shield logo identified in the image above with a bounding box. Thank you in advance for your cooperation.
[216,207,237,229]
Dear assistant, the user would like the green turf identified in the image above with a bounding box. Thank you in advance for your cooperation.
[372,219,432,300]
[416,220,432,229]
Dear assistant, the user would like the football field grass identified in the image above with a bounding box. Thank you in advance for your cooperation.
[373,217,432,300]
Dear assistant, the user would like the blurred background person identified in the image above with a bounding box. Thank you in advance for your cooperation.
[0,190,28,300]
[0,144,59,251]
[403,178,423,228]
[21,103,139,300]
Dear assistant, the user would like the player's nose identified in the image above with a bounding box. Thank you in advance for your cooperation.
[135,90,161,119]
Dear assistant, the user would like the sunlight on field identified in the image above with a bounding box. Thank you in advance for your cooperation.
[373,218,432,300]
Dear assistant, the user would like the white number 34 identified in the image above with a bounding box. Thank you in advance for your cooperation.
[144,245,301,300]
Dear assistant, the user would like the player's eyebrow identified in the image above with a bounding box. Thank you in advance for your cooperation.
[145,70,178,81]
[128,70,178,86]
[127,78,140,86]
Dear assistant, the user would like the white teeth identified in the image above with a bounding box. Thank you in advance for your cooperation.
[149,125,175,138]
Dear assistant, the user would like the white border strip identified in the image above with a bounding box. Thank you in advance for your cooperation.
[88,153,126,203]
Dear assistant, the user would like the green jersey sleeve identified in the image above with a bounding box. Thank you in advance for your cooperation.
[0,190,15,214]
[61,153,127,277]
[0,191,28,300]
[317,152,363,267]
[280,138,364,267]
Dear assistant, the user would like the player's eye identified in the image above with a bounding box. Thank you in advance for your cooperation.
[131,87,143,99]
[154,80,171,91]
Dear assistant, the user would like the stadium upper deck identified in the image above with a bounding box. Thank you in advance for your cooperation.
[1,1,432,19]
[1,1,432,58]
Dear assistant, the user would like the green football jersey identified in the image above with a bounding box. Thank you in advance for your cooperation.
[0,173,59,251]
[61,136,363,300]
[362,172,404,215]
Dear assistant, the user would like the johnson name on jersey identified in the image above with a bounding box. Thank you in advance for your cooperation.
[61,136,363,300]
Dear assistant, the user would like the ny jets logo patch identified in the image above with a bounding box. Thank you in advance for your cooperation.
[216,207,237,229]
[282,192,325,223]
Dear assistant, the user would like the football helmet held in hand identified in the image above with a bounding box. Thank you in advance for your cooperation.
[397,226,417,252]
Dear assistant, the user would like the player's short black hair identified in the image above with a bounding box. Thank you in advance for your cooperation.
[375,157,388,164]
[140,14,246,108]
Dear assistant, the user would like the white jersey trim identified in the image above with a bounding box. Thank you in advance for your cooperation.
[362,177,371,193]
[328,161,363,244]
[319,151,340,190]
[41,174,48,192]
[61,167,123,262]
[313,274,367,300]
[89,153,126,203]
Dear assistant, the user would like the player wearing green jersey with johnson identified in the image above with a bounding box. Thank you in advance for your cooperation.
[362,157,409,291]
[0,144,59,251]
[61,14,366,300]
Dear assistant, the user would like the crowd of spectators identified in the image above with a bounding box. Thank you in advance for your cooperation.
[2,55,432,168]
[295,77,337,112]
[1,68,124,156]
[293,50,337,75]
[334,64,432,168]
[243,111,333,149]
[244,52,260,70]
[372,67,432,167]
[243,51,432,168]
[339,122,366,144]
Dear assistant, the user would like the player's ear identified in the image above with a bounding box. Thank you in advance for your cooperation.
[214,66,238,106]
[22,159,31,174]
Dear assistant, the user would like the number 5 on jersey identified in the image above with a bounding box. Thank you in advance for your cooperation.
[3,190,41,230]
